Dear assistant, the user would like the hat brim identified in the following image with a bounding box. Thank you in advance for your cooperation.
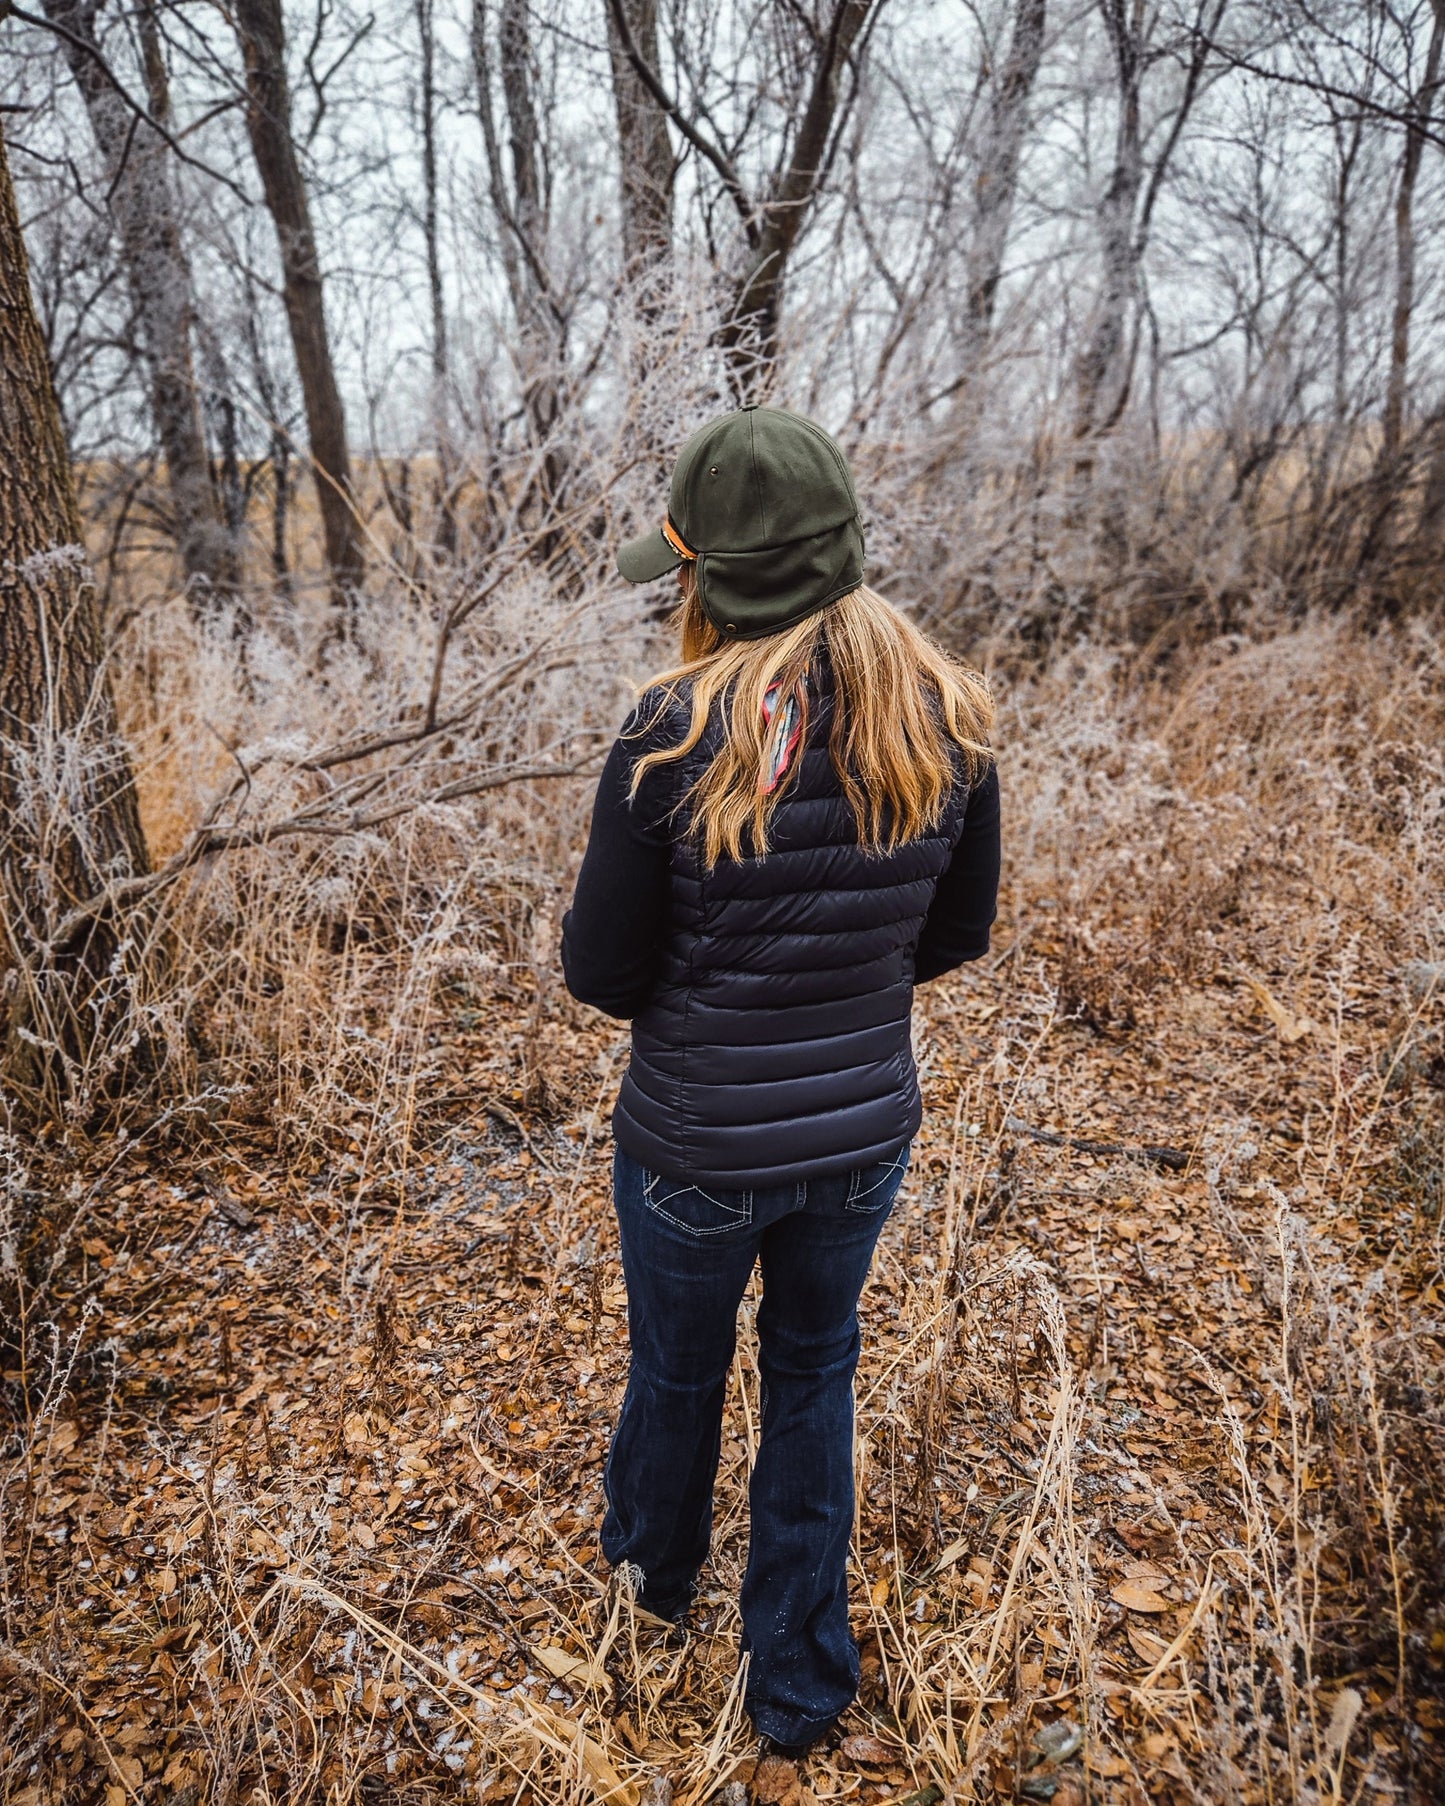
[617,526,684,584]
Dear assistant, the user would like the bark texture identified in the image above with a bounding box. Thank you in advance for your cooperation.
[42,0,239,598]
[604,0,674,279]
[1382,0,1445,462]
[474,0,567,492]
[0,121,150,1095]
[606,0,871,394]
[965,0,1048,347]
[718,0,872,391]
[1072,0,1144,441]
[1072,0,1223,454]
[233,0,365,604]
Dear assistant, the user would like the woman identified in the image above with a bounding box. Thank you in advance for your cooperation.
[562,405,1000,1756]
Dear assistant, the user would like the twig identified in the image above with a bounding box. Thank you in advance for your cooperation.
[5,3,251,200]
[1004,1115,1190,1172]
[480,1096,533,1152]
[40,751,603,955]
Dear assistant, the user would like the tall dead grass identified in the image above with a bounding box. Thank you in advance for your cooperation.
[3,464,1444,1801]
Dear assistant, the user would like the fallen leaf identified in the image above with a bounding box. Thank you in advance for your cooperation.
[753,1755,798,1804]
[533,1642,604,1687]
[839,1734,893,1765]
[1031,1719,1084,1766]
[1111,1578,1171,1613]
[576,1735,638,1806]
[933,1534,970,1572]
[215,1191,256,1228]
[1127,1623,1171,1666]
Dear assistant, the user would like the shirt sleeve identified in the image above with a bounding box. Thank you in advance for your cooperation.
[560,724,674,1019]
[914,762,1001,984]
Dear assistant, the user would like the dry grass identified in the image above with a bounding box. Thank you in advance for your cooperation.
[2,597,1443,1804]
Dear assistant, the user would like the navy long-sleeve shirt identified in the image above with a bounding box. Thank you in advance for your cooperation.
[561,737,1001,1019]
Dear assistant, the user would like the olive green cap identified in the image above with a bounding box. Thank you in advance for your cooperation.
[616,405,865,640]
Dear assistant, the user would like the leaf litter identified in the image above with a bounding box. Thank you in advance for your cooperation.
[3,625,1444,1804]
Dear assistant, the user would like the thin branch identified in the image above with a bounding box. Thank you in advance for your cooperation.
[40,750,606,957]
[6,3,253,200]
[604,0,756,234]
[1200,29,1445,153]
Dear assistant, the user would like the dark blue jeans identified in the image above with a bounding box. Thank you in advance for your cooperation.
[601,1141,910,1746]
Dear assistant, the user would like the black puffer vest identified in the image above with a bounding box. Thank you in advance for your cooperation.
[613,671,971,1187]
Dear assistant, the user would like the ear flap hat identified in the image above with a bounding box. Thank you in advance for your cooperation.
[616,405,865,640]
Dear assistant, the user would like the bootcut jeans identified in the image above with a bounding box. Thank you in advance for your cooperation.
[601,1139,910,1747]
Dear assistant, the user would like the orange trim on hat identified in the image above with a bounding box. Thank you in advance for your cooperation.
[662,516,697,560]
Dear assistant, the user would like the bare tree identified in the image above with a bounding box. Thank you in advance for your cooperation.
[1382,0,1445,462]
[1074,0,1229,443]
[605,0,674,282]
[39,0,240,599]
[917,0,1048,443]
[232,0,365,606]
[965,0,1048,352]
[473,0,570,495]
[413,0,458,553]
[415,0,449,400]
[0,116,150,1099]
[607,0,878,393]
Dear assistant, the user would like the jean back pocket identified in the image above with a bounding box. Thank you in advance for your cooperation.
[643,1171,754,1237]
[845,1145,911,1213]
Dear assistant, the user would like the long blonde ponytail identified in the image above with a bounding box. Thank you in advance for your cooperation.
[630,582,994,868]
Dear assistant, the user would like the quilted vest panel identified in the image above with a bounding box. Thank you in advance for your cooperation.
[613,676,970,1187]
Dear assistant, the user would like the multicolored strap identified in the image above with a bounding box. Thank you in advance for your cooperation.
[761,679,806,795]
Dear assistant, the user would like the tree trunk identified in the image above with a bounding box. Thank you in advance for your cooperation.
[416,0,449,399]
[232,0,365,608]
[1382,0,1445,463]
[500,0,560,445]
[1072,0,1144,442]
[605,0,675,281]
[270,426,293,591]
[415,0,457,554]
[1418,407,1445,552]
[1073,0,1223,452]
[719,0,873,394]
[43,0,239,601]
[0,120,150,1100]
[474,0,567,498]
[965,0,1048,349]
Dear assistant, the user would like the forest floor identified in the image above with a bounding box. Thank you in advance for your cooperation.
[4,625,1445,1805]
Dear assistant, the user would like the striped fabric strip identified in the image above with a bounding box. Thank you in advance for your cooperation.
[761,679,806,795]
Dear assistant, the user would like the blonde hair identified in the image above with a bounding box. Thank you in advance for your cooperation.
[630,578,994,867]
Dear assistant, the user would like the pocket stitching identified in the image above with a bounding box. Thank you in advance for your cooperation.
[845,1149,908,1213]
[644,1178,753,1236]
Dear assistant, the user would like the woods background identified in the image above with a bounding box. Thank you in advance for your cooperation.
[1,1,1444,1802]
